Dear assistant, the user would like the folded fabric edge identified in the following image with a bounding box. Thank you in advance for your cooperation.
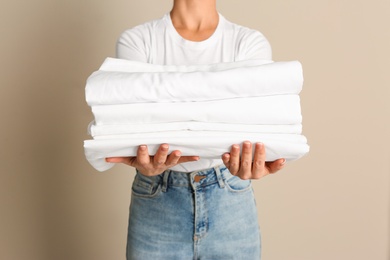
[83,139,310,172]
[85,60,303,106]
[98,57,276,73]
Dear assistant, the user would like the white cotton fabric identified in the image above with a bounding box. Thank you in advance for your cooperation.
[84,132,309,172]
[85,58,303,105]
[99,57,273,73]
[116,13,273,65]
[91,95,302,125]
[84,58,309,172]
[88,122,303,136]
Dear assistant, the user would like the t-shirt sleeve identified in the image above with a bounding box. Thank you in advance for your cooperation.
[116,27,148,62]
[237,30,272,61]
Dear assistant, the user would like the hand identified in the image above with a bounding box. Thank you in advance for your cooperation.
[105,143,199,176]
[222,141,285,180]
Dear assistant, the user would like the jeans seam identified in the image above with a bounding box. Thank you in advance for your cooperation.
[224,179,252,193]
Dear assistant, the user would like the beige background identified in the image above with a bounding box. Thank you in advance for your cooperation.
[1,0,389,259]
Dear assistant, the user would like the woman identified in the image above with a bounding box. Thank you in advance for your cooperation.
[107,0,285,259]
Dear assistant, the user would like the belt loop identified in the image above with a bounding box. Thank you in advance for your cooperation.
[161,170,170,193]
[214,165,225,189]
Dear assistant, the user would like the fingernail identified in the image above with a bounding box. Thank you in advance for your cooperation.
[232,144,239,149]
[257,142,263,149]
[281,159,286,165]
[140,145,146,150]
[161,144,169,150]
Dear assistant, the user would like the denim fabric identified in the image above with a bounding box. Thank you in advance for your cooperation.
[126,165,261,260]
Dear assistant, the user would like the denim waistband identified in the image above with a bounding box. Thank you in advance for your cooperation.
[136,164,231,193]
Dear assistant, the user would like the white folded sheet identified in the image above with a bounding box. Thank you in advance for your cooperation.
[84,131,309,172]
[86,58,303,105]
[84,58,309,172]
[88,121,303,136]
[92,95,302,125]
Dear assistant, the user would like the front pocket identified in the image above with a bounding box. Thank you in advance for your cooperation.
[224,174,252,193]
[131,173,162,198]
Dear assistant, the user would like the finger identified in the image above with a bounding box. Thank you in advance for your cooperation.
[266,158,286,174]
[165,150,182,166]
[252,143,266,179]
[221,153,231,168]
[177,155,200,164]
[239,141,253,180]
[228,144,240,175]
[105,157,135,167]
[105,157,131,164]
[137,145,151,166]
[153,143,169,167]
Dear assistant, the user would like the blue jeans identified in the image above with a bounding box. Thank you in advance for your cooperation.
[126,165,261,260]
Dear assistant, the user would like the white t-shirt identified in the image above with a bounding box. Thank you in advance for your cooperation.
[116,12,272,172]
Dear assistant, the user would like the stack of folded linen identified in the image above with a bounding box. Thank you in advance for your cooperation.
[84,58,309,171]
